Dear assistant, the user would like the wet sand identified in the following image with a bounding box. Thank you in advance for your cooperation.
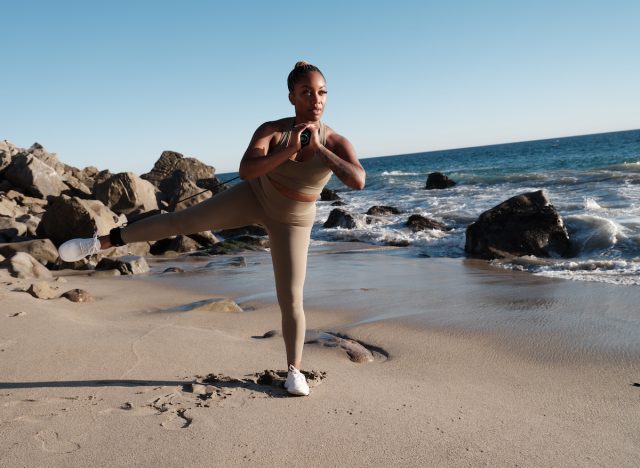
[1,244,639,466]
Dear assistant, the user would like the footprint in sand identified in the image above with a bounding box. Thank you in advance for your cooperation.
[160,408,192,430]
[35,430,80,454]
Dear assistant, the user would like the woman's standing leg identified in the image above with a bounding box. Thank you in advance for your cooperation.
[265,221,312,369]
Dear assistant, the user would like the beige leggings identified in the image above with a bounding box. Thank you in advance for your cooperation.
[121,177,316,366]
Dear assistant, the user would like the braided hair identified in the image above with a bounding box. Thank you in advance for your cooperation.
[287,61,325,92]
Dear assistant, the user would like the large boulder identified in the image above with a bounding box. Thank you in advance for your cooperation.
[0,239,59,266]
[142,150,214,188]
[162,170,213,211]
[37,195,123,246]
[94,172,159,216]
[5,153,68,199]
[425,172,456,190]
[464,190,570,259]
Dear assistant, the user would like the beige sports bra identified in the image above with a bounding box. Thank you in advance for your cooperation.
[263,119,333,196]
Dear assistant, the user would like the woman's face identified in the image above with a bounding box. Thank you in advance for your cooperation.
[289,71,327,122]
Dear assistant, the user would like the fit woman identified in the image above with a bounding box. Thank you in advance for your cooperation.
[58,61,366,396]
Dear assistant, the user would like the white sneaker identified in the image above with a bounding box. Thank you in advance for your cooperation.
[58,234,102,262]
[284,364,310,396]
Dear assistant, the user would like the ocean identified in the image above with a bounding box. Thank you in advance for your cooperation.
[222,129,640,286]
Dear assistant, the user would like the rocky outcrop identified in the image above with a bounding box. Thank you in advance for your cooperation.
[5,153,68,199]
[216,225,267,239]
[37,195,123,246]
[0,140,19,173]
[406,214,448,232]
[141,151,225,211]
[425,172,456,190]
[94,172,159,216]
[465,190,570,259]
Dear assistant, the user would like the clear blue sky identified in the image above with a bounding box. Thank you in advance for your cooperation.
[3,0,639,174]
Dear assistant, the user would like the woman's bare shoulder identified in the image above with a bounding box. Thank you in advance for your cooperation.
[257,117,294,134]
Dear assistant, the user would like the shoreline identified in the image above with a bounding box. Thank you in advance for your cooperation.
[1,246,639,466]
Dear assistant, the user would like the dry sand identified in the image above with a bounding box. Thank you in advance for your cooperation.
[1,245,639,467]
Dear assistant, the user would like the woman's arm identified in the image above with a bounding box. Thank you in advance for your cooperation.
[312,130,366,190]
[239,122,308,180]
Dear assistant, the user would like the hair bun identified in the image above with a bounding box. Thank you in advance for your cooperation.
[295,60,312,68]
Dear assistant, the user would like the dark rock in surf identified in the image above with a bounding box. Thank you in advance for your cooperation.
[366,206,402,216]
[406,214,448,232]
[464,190,570,259]
[323,208,359,229]
[320,188,341,201]
[331,201,346,207]
[425,172,456,190]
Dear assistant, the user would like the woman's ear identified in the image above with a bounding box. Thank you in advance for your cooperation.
[288,92,295,105]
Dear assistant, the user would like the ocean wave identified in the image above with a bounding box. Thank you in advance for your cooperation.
[564,215,619,256]
[381,170,423,176]
[492,256,640,285]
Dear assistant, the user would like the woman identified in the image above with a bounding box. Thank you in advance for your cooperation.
[58,61,366,396]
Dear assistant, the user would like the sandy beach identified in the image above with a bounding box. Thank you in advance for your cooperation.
[1,244,639,467]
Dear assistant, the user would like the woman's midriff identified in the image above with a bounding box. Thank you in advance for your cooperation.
[268,178,318,202]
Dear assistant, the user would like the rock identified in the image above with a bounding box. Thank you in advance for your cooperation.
[149,235,201,255]
[366,206,402,216]
[162,267,185,273]
[161,171,214,211]
[95,255,149,275]
[94,172,159,216]
[187,231,220,247]
[464,190,570,259]
[425,172,456,190]
[406,214,448,232]
[323,208,361,229]
[5,153,68,199]
[61,289,94,302]
[26,143,71,176]
[14,214,41,238]
[0,239,59,266]
[216,225,267,239]
[76,166,100,191]
[142,150,215,188]
[140,151,222,210]
[0,197,26,218]
[27,281,59,299]
[0,140,19,173]
[205,236,269,255]
[4,190,48,215]
[2,252,53,279]
[320,188,341,201]
[37,195,122,246]
[0,217,27,241]
[169,298,243,313]
[305,331,375,363]
[62,174,93,198]
[331,201,346,206]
